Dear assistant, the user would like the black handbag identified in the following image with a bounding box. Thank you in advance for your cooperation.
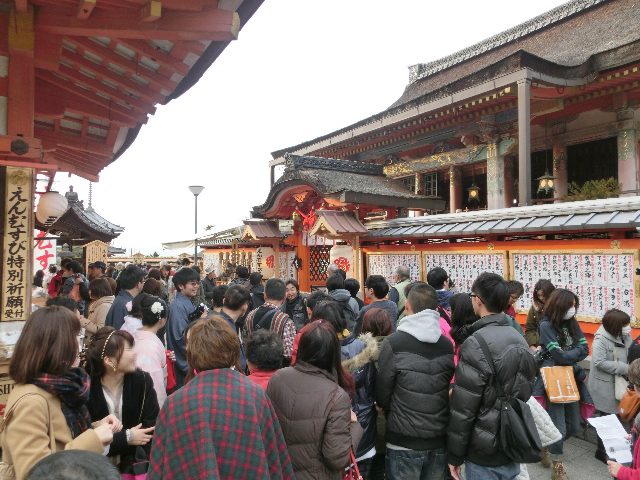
[475,334,543,464]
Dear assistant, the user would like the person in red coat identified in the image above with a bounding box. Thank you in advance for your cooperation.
[607,360,640,480]
[246,329,284,390]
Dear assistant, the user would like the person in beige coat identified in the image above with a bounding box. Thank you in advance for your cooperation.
[1,307,120,480]
[267,320,363,480]
[81,278,115,341]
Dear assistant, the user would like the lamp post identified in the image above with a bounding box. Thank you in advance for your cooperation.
[188,185,204,268]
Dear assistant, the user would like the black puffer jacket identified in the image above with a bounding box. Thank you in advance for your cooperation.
[285,293,308,330]
[342,333,379,458]
[447,313,537,467]
[375,309,455,450]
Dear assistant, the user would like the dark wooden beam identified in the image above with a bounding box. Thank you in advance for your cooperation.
[35,6,240,41]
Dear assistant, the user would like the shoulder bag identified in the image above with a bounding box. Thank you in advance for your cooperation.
[475,334,543,464]
[614,347,629,401]
[0,393,56,480]
[619,387,640,423]
[539,366,580,403]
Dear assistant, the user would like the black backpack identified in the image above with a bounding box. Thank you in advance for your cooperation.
[336,298,357,331]
[475,334,543,464]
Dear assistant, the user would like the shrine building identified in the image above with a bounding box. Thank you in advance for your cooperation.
[248,0,640,337]
[0,0,264,364]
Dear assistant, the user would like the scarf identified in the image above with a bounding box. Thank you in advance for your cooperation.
[31,367,93,438]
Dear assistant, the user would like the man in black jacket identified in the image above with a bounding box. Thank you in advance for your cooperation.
[447,272,537,480]
[376,283,454,480]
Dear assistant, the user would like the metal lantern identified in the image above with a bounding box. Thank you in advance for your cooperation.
[537,171,556,195]
[467,183,480,202]
[36,191,68,226]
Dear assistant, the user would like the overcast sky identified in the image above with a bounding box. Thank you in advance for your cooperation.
[54,0,567,255]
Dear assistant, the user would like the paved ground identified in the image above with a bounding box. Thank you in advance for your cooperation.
[525,436,612,480]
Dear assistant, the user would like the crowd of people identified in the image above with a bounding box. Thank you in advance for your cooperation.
[5,258,640,480]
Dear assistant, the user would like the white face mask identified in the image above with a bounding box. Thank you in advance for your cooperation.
[563,307,576,320]
[622,326,632,335]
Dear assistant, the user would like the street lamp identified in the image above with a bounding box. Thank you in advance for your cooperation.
[188,185,204,268]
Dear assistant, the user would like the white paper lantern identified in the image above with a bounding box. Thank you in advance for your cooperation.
[36,191,68,226]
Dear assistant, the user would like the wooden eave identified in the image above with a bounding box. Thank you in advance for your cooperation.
[1,0,264,180]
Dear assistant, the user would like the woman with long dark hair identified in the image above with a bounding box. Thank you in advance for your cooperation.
[525,279,555,347]
[449,292,479,350]
[267,321,363,480]
[85,327,159,476]
[534,288,590,479]
[2,307,118,479]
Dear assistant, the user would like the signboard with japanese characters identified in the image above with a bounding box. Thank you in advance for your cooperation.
[279,252,297,280]
[1,167,34,321]
[423,252,507,296]
[510,251,638,321]
[33,230,57,274]
[366,253,421,285]
[253,246,275,279]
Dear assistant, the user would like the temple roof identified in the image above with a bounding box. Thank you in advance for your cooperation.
[4,0,264,181]
[35,187,123,244]
[365,196,640,240]
[253,154,445,217]
[270,0,640,164]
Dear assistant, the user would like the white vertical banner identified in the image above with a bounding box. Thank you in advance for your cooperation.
[202,251,222,277]
[255,247,275,279]
[330,245,354,278]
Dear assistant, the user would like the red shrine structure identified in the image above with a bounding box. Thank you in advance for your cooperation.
[0,0,264,325]
[224,0,640,338]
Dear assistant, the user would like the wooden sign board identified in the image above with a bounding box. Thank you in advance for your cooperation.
[509,250,639,323]
[366,252,422,285]
[423,251,508,295]
[1,167,34,321]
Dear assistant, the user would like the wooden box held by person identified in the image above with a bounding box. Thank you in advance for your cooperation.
[540,366,580,403]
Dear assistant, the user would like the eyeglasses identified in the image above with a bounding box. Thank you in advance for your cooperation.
[468,292,484,303]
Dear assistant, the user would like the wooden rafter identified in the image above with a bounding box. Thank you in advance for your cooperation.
[77,0,97,20]
[56,63,153,113]
[117,39,189,76]
[35,7,241,41]
[170,40,206,60]
[35,126,114,157]
[69,37,177,91]
[37,71,147,124]
[60,49,165,104]
[35,76,143,126]
[53,156,100,182]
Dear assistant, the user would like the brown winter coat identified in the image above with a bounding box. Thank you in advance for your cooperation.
[266,361,363,480]
[1,384,103,480]
[83,295,114,338]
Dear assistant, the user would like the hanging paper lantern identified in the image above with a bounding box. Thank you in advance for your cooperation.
[36,191,68,226]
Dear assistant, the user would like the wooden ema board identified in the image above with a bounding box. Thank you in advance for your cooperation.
[366,252,421,284]
[510,251,639,323]
[423,252,507,296]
